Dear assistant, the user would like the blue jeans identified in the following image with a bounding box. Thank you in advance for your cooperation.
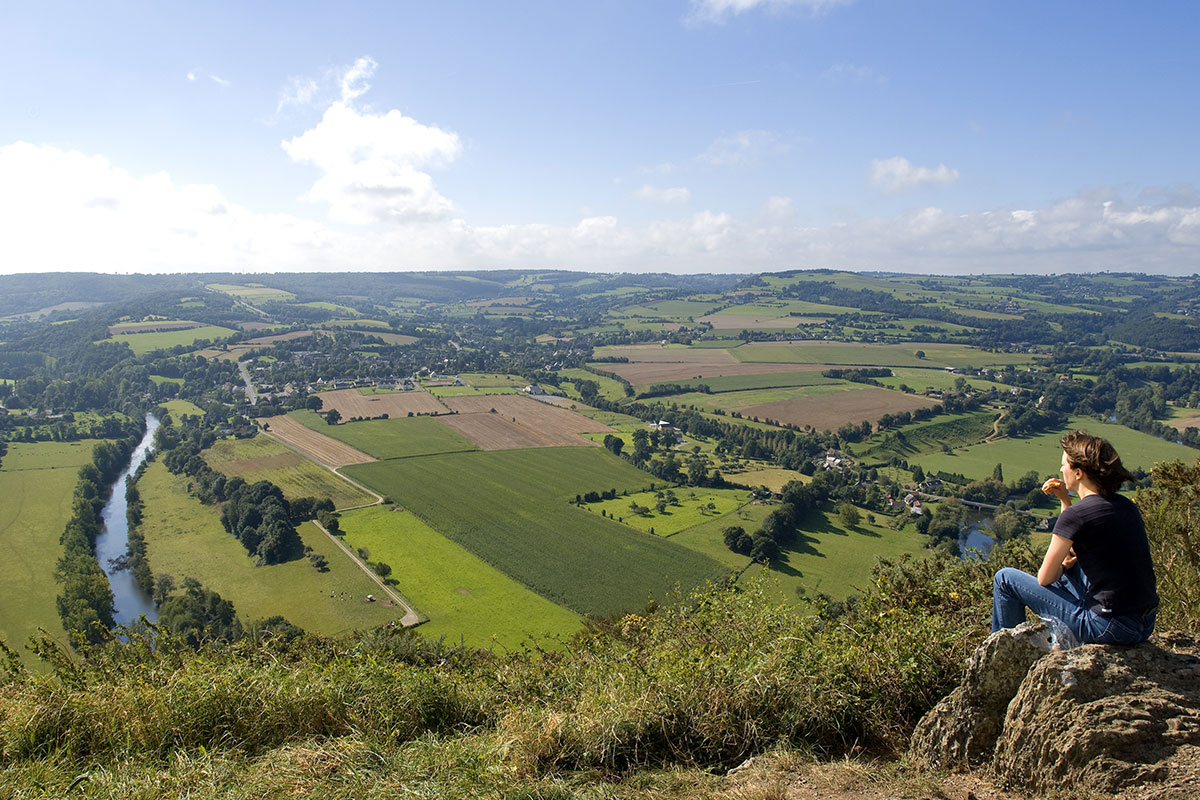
[991,566,1156,645]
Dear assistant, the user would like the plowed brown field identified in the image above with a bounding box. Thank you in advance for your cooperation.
[316,388,447,418]
[261,414,377,468]
[592,345,738,364]
[741,386,938,430]
[435,394,614,449]
[602,361,824,384]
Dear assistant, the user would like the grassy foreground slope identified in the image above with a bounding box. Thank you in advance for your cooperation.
[139,462,401,634]
[345,449,728,618]
[339,506,582,647]
[0,440,107,656]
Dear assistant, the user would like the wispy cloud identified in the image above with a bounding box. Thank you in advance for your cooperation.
[339,56,377,103]
[636,184,691,204]
[277,76,320,112]
[870,156,960,194]
[700,130,786,167]
[186,69,230,87]
[822,62,888,84]
[687,0,853,25]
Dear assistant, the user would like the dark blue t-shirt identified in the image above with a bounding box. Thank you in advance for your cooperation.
[1053,493,1158,617]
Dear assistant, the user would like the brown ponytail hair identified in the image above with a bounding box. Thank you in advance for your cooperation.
[1060,430,1136,496]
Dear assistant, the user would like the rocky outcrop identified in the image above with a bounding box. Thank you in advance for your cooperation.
[911,626,1200,798]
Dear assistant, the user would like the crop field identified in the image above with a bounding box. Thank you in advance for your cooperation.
[587,488,750,536]
[338,506,582,647]
[741,385,939,429]
[467,296,531,307]
[203,435,375,509]
[104,324,237,355]
[260,414,377,468]
[709,299,865,317]
[1167,405,1200,431]
[437,394,614,449]
[916,416,1196,482]
[138,463,400,634]
[651,370,839,395]
[290,410,478,460]
[300,301,359,315]
[0,440,108,660]
[344,449,727,618]
[605,360,824,385]
[733,341,1034,369]
[314,388,447,418]
[593,343,739,364]
[206,283,296,301]
[160,399,205,418]
[107,319,200,335]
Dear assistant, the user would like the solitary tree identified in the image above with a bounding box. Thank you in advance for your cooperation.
[838,503,861,528]
[325,408,342,425]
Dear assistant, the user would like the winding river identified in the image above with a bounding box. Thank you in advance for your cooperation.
[94,413,160,626]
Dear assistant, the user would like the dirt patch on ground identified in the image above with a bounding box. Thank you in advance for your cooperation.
[435,394,613,450]
[467,296,530,307]
[236,321,274,331]
[603,361,825,385]
[742,386,938,429]
[1169,411,1200,431]
[316,388,447,418]
[260,415,377,468]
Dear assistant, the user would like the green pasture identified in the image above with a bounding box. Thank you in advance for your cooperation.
[160,399,205,419]
[587,488,751,536]
[102,325,237,355]
[853,411,997,462]
[945,307,1024,320]
[205,283,296,301]
[327,318,390,329]
[613,299,718,320]
[356,386,397,395]
[874,368,1010,393]
[733,342,1036,369]
[460,373,527,388]
[569,407,645,430]
[203,435,375,509]
[339,506,581,648]
[558,368,629,402]
[344,449,727,618]
[301,301,359,316]
[139,463,400,634]
[148,374,184,386]
[712,299,864,317]
[723,467,809,492]
[656,382,855,413]
[290,410,478,461]
[914,416,1195,482]
[0,440,109,660]
[108,319,196,332]
[427,385,519,397]
[643,371,838,395]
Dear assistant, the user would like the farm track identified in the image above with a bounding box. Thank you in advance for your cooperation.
[261,415,377,469]
[311,519,423,627]
[982,409,1008,443]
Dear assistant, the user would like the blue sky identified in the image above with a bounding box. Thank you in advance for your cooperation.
[1,0,1198,274]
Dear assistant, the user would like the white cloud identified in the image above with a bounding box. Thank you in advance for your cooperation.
[636,184,691,204]
[209,74,230,87]
[339,56,377,103]
[688,0,852,24]
[700,130,783,166]
[186,71,197,82]
[277,76,320,112]
[186,69,230,87]
[3,141,1199,276]
[870,156,960,194]
[281,59,461,224]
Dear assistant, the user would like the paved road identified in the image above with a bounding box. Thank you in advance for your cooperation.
[238,361,257,404]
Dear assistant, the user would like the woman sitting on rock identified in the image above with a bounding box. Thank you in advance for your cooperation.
[991,430,1158,645]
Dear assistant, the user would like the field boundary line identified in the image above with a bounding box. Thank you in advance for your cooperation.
[312,519,424,627]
